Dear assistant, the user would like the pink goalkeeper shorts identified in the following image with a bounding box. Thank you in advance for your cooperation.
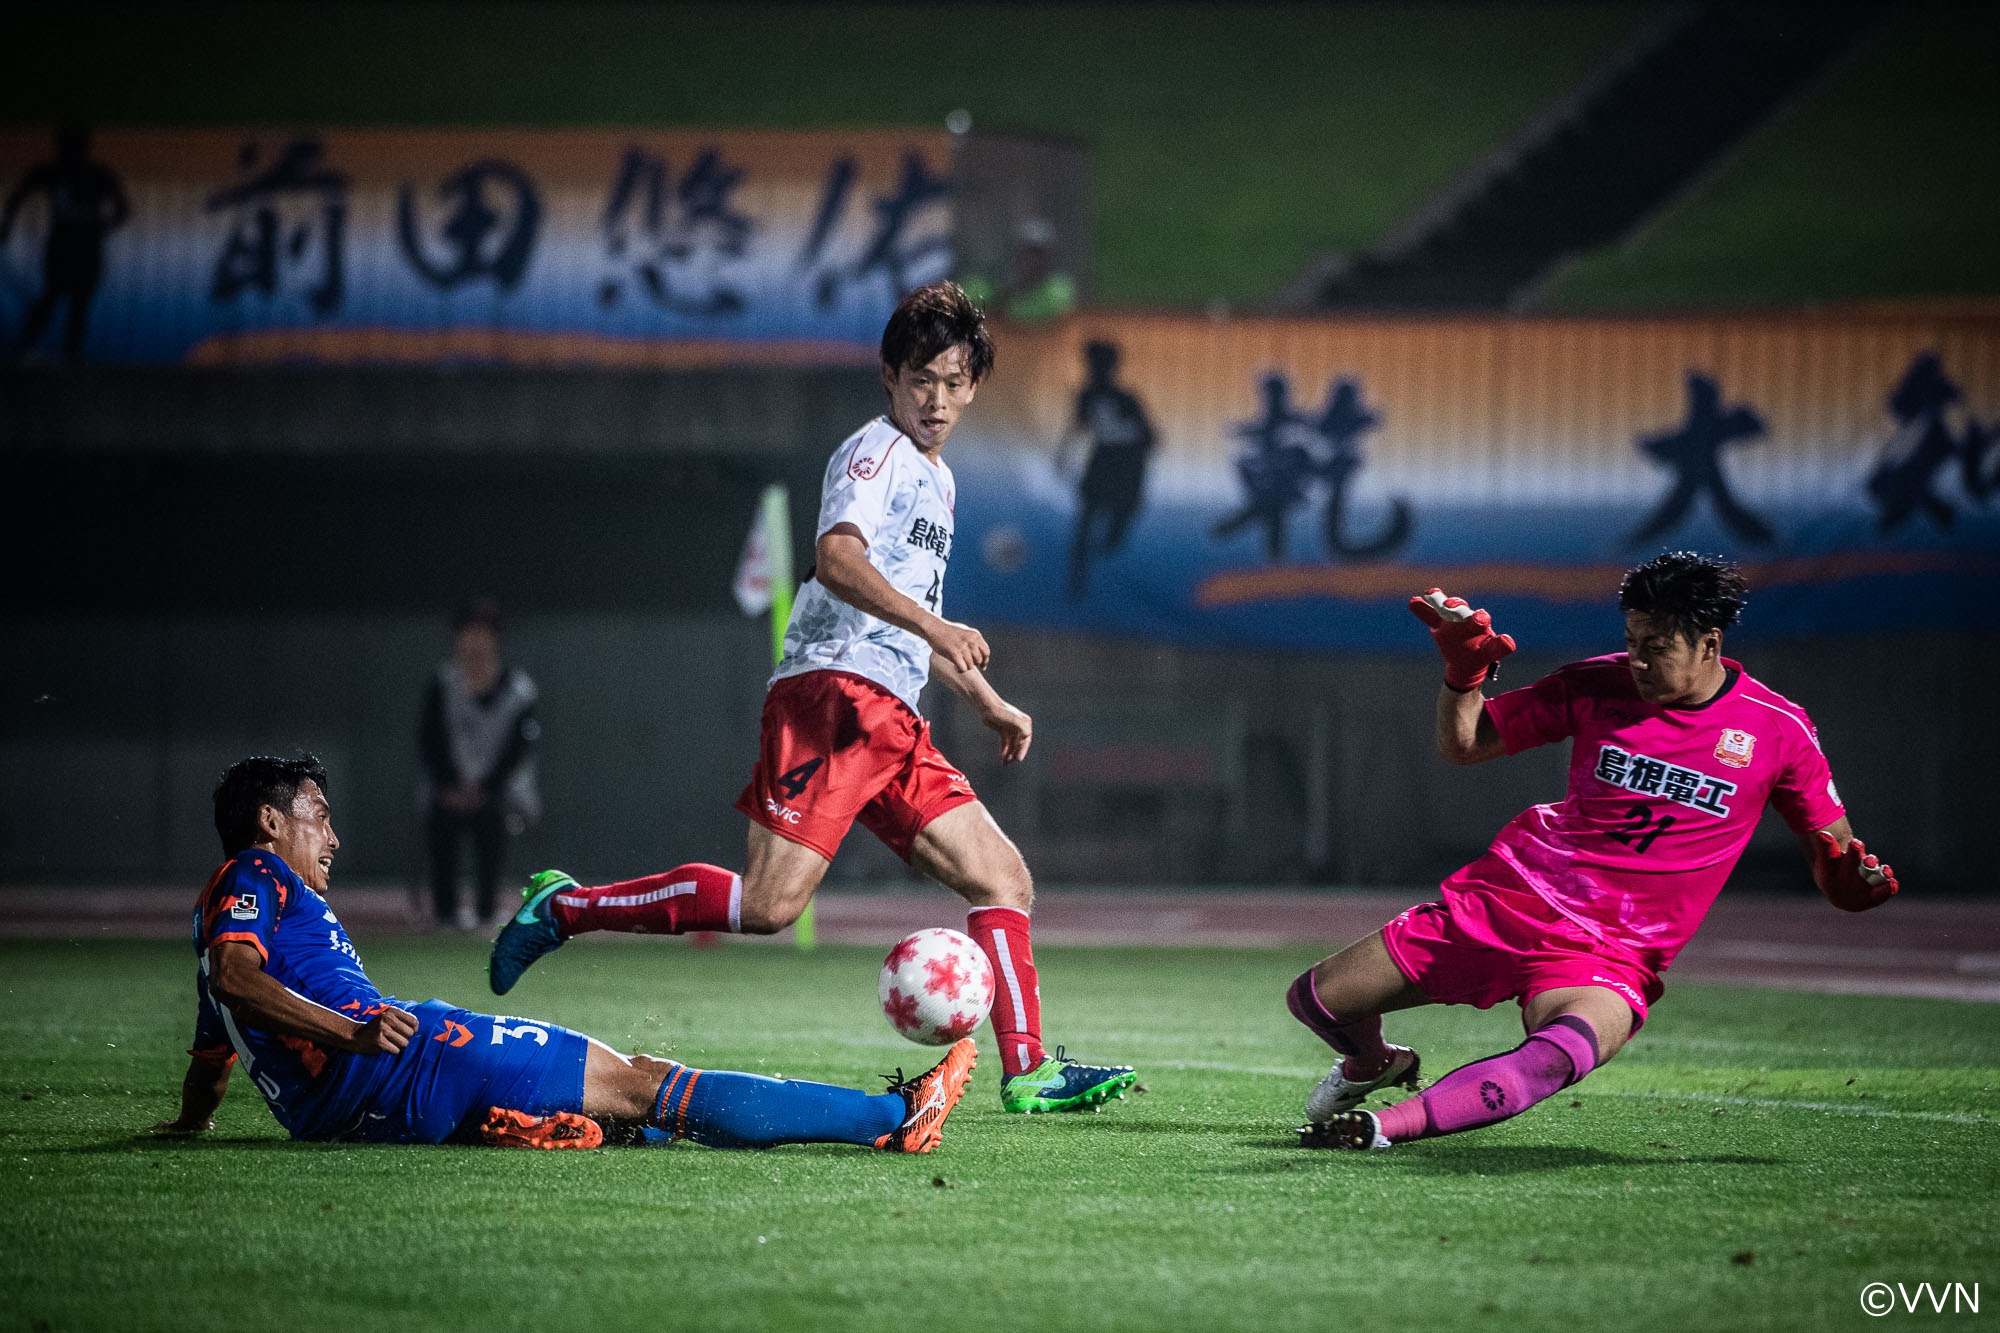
[1381,852,1664,1028]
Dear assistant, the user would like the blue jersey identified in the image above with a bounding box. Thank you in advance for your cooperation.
[191,851,396,1138]
[189,850,587,1142]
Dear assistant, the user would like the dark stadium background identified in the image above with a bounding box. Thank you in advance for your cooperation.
[3,1,1995,896]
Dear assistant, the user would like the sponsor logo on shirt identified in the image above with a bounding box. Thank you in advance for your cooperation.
[1593,745,1737,816]
[849,448,886,480]
[229,892,258,920]
[1714,728,1756,769]
[906,516,952,561]
[764,797,804,825]
[1826,778,1841,806]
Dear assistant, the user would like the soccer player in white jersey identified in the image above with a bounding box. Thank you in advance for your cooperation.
[491,282,1137,1114]
[1290,553,1899,1149]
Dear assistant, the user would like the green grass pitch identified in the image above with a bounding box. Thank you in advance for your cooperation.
[3,935,1994,1331]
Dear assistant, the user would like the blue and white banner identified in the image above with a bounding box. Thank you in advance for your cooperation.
[0,127,953,367]
[945,313,2000,648]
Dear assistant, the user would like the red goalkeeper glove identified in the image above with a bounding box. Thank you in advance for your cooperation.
[1811,830,1899,912]
[1409,587,1517,691]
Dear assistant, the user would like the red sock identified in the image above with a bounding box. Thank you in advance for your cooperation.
[967,906,1046,1078]
[548,864,742,936]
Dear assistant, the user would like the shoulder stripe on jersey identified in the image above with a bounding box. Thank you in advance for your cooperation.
[207,929,270,963]
[1738,692,1823,752]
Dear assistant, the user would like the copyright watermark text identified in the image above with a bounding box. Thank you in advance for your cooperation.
[1862,1282,1981,1317]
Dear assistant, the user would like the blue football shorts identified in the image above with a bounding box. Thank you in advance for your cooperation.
[322,999,590,1144]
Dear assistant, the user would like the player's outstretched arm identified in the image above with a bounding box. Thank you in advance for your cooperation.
[931,653,1033,763]
[815,527,990,672]
[1413,589,1510,765]
[207,941,420,1055]
[1801,819,1900,912]
[152,1055,232,1135]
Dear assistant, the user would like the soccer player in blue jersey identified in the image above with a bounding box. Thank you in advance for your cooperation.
[153,754,975,1152]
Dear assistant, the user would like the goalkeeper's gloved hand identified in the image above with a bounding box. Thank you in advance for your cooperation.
[1409,587,1517,691]
[1811,830,1899,912]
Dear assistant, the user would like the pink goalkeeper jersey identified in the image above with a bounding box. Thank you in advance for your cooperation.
[1481,654,1845,965]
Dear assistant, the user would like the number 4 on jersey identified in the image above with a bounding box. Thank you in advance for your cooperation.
[777,757,824,801]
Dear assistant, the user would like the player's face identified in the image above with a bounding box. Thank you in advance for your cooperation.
[264,779,340,892]
[882,344,979,454]
[1623,611,1722,706]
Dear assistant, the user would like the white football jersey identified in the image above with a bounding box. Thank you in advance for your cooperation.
[772,417,955,713]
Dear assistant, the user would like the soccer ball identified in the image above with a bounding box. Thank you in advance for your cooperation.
[878,928,995,1046]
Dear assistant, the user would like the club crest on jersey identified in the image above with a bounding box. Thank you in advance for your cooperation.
[848,448,886,481]
[229,892,258,920]
[1714,728,1756,769]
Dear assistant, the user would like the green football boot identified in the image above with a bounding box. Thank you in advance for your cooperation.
[998,1046,1138,1113]
[488,870,574,996]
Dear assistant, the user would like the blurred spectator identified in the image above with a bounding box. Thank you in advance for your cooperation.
[961,217,1075,325]
[0,127,129,365]
[418,598,540,929]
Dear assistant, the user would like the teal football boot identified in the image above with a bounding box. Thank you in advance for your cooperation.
[998,1046,1138,1113]
[488,870,574,995]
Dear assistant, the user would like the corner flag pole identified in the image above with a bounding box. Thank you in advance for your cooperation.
[757,485,815,952]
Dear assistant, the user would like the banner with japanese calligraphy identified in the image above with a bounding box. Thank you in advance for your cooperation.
[0,127,952,366]
[945,311,2000,648]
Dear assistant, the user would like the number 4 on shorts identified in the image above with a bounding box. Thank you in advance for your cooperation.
[776,757,824,801]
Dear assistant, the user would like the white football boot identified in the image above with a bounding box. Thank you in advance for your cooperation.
[1304,1045,1421,1123]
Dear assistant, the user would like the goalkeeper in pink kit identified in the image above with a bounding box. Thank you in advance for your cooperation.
[1293,552,1899,1149]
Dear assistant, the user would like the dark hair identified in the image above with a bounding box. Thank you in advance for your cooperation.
[213,754,328,857]
[880,281,994,382]
[1618,551,1748,644]
[452,596,504,636]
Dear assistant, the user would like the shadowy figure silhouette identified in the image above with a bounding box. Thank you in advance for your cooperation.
[1,128,129,364]
[1059,340,1156,599]
[1628,372,1774,547]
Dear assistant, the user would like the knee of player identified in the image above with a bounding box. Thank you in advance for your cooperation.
[985,857,1034,911]
[737,895,804,935]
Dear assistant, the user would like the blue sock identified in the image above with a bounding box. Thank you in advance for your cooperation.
[651,1062,904,1149]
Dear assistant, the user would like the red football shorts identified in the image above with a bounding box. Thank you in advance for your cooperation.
[735,669,979,863]
[1381,850,1665,1027]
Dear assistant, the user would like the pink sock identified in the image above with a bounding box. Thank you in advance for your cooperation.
[548,864,742,936]
[967,906,1045,1077]
[1376,1015,1599,1143]
[1285,970,1394,1075]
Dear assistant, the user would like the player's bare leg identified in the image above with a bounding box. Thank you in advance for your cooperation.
[1291,930,1431,1123]
[1308,930,1431,1017]
[1522,985,1634,1061]
[735,822,834,933]
[1304,984,1631,1151]
[910,801,1136,1112]
[908,801,1032,911]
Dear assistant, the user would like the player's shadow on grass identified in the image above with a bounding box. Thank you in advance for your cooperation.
[1324,1144,1783,1174]
[54,1135,303,1155]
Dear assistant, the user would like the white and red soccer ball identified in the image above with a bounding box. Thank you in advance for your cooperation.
[878,928,995,1046]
